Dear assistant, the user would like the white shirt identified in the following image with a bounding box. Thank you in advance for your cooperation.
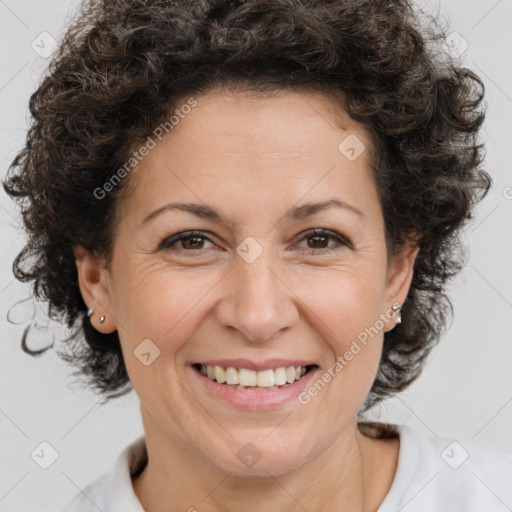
[60,423,512,512]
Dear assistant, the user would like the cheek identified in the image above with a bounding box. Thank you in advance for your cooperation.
[112,265,221,348]
[308,285,385,396]
[291,268,386,399]
[295,267,387,344]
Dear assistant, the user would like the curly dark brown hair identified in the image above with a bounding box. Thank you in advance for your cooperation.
[3,0,490,411]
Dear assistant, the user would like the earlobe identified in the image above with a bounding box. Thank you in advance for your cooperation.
[74,245,117,334]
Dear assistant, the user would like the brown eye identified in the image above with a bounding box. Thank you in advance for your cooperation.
[295,228,352,253]
[159,231,215,251]
[305,234,330,249]
[180,235,206,250]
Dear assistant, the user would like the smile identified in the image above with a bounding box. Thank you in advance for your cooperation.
[191,363,317,391]
[194,364,316,391]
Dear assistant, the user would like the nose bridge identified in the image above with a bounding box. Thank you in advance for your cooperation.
[216,243,298,342]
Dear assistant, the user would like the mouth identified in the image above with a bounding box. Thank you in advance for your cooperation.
[191,363,318,391]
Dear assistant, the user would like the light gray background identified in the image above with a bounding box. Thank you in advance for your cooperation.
[1,0,511,510]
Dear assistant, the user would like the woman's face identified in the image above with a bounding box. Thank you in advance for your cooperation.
[76,88,417,475]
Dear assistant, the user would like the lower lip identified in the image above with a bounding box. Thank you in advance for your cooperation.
[190,365,319,410]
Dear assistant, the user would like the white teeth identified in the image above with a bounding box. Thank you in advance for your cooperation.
[239,368,257,387]
[198,364,311,389]
[225,366,239,385]
[274,367,287,386]
[256,369,275,388]
[214,366,226,384]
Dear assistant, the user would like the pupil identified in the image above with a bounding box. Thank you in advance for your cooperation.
[183,237,203,249]
[309,235,327,248]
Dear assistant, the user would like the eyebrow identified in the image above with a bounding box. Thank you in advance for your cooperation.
[141,198,365,226]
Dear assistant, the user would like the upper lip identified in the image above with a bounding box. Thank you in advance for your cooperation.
[192,359,317,371]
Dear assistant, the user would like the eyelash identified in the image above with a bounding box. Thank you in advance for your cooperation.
[158,228,352,255]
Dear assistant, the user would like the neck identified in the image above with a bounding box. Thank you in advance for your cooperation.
[132,408,397,512]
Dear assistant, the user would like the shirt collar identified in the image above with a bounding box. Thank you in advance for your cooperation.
[109,434,147,512]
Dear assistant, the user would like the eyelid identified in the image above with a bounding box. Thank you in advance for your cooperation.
[157,230,216,251]
[292,228,353,250]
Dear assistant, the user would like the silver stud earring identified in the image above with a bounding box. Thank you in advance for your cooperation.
[87,308,94,318]
[392,303,402,325]
[98,315,106,324]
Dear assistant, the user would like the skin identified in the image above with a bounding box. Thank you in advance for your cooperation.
[74,87,418,512]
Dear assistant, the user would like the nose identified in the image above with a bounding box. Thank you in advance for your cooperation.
[215,249,299,343]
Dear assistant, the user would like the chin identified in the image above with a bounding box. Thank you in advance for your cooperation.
[203,433,317,477]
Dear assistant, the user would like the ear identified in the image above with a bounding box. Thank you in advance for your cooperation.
[382,244,419,332]
[74,245,117,334]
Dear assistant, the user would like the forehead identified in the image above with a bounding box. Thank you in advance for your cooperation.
[116,88,379,225]
[170,87,368,154]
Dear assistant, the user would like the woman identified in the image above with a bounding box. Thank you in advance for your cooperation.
[3,0,511,510]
